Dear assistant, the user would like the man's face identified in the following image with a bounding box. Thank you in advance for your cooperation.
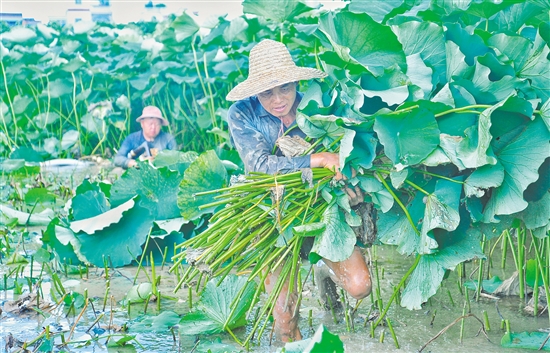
[140,118,162,140]
[257,82,297,117]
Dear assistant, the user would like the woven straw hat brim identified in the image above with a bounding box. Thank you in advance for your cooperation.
[136,116,169,126]
[226,67,327,101]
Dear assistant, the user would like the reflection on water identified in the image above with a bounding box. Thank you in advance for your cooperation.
[1,244,547,352]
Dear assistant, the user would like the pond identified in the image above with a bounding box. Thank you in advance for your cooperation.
[1,232,546,353]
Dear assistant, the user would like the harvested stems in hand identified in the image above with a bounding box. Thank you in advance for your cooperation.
[170,168,335,343]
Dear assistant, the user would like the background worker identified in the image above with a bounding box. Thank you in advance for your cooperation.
[114,105,177,169]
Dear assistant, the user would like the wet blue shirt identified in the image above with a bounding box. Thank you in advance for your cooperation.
[114,130,176,168]
[227,94,310,174]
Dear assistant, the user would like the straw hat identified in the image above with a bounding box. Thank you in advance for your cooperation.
[226,39,327,101]
[136,106,169,126]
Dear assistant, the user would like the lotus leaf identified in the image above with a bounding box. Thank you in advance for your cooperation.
[177,150,228,221]
[374,107,440,166]
[179,275,256,335]
[129,311,180,332]
[318,11,406,76]
[69,199,154,267]
[310,203,356,263]
[243,0,315,23]
[110,164,184,220]
[280,324,344,353]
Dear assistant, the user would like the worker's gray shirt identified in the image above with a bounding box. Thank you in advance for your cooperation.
[227,94,310,174]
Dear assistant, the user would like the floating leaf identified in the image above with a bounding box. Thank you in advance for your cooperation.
[464,276,503,293]
[179,275,257,335]
[501,331,550,351]
[130,311,181,332]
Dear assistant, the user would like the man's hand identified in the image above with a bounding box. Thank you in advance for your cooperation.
[127,159,138,168]
[310,152,342,179]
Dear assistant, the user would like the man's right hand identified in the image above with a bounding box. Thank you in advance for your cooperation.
[127,159,138,168]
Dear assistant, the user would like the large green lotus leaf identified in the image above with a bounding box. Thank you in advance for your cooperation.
[454,60,525,104]
[487,33,532,71]
[177,150,228,221]
[310,203,356,263]
[297,81,345,139]
[129,311,181,332]
[243,0,315,22]
[12,95,34,115]
[501,331,550,351]
[339,129,377,177]
[318,11,406,77]
[516,192,550,230]
[445,23,489,67]
[169,12,199,42]
[524,157,550,202]
[391,20,446,87]
[377,194,424,255]
[179,311,221,335]
[72,200,153,267]
[281,324,344,353]
[152,150,197,172]
[483,117,550,219]
[401,229,484,309]
[25,187,56,205]
[464,162,504,198]
[2,27,37,42]
[518,32,550,101]
[110,164,184,220]
[419,178,462,254]
[374,107,440,166]
[70,189,109,221]
[41,79,73,99]
[34,112,61,129]
[360,67,410,106]
[405,53,433,98]
[41,218,81,265]
[223,17,248,43]
[465,0,523,18]
[198,275,257,332]
[401,255,444,310]
[489,1,545,33]
[452,101,503,169]
[71,198,134,234]
[357,175,394,213]
[349,0,404,23]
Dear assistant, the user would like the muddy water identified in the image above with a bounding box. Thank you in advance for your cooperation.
[1,243,547,352]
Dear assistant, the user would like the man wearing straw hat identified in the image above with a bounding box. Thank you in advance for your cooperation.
[226,39,372,342]
[114,105,177,169]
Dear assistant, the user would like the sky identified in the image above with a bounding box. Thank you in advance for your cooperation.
[0,0,346,25]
